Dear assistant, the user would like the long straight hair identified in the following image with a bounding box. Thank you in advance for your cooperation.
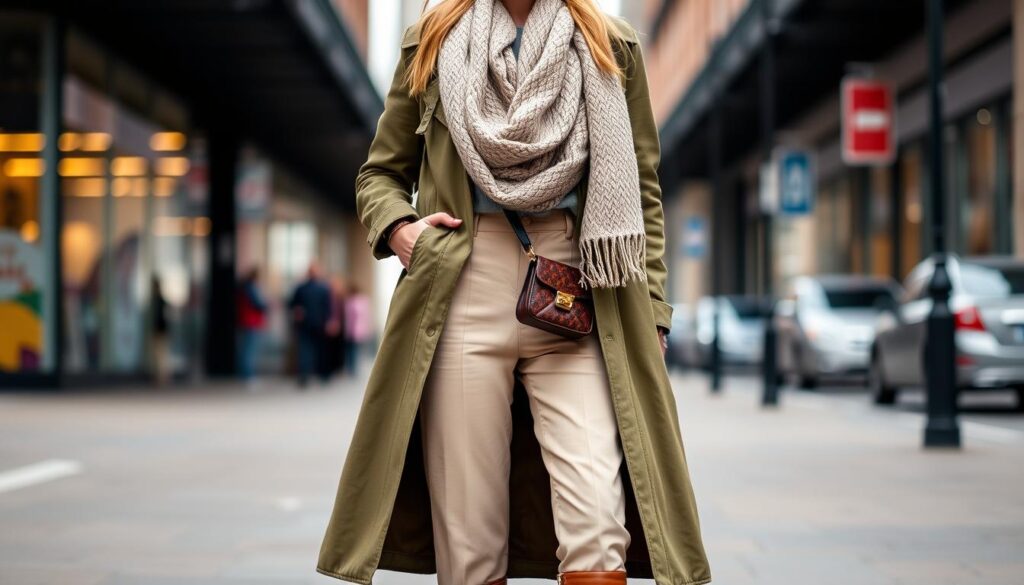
[405,0,622,96]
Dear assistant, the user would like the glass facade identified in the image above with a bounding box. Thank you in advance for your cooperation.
[60,28,209,378]
[898,143,924,279]
[0,6,369,387]
[0,14,52,374]
[809,97,1013,284]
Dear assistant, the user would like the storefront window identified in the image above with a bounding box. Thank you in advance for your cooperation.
[835,174,855,273]
[0,14,50,373]
[61,28,208,378]
[814,181,836,273]
[869,166,892,278]
[899,144,924,278]
[962,107,997,255]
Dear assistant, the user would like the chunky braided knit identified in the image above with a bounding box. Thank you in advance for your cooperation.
[437,0,646,288]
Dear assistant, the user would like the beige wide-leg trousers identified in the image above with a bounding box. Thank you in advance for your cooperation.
[419,210,630,585]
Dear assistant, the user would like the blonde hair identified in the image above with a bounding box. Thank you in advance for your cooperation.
[405,0,623,96]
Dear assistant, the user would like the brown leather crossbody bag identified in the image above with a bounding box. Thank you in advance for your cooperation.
[503,209,594,340]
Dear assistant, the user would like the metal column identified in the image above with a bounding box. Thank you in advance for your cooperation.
[760,0,780,406]
[922,0,961,448]
[709,86,724,394]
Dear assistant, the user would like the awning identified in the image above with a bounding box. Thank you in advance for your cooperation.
[38,0,382,209]
[658,0,968,188]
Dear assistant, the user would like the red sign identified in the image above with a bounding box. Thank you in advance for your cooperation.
[842,78,895,165]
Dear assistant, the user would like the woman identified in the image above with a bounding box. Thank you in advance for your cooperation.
[318,1,710,584]
[325,275,349,378]
[342,283,372,377]
[236,267,268,382]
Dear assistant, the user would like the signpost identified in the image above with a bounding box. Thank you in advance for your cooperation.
[842,78,896,165]
[777,149,815,216]
[760,148,815,217]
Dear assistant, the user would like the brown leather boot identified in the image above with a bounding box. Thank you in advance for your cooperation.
[557,570,627,585]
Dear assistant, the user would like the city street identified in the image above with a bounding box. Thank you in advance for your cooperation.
[1,371,1022,585]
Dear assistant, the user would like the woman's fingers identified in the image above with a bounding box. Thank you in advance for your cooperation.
[422,212,463,228]
[397,213,462,269]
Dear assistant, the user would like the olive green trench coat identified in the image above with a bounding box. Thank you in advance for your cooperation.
[317,17,711,585]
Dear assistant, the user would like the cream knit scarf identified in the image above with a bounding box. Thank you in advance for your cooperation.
[437,0,645,288]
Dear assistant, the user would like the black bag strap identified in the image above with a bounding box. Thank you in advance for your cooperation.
[502,209,536,258]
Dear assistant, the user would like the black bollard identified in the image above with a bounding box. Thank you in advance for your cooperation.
[761,299,779,406]
[710,300,722,393]
[923,257,960,447]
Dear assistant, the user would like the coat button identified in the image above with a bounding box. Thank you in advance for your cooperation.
[426,326,436,337]
[604,333,614,341]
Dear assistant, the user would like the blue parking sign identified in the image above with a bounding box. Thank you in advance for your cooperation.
[682,216,707,258]
[778,149,814,216]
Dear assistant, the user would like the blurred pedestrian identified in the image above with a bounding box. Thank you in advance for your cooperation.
[318,2,709,585]
[343,282,372,377]
[236,267,268,383]
[289,261,331,388]
[150,276,170,386]
[324,275,349,378]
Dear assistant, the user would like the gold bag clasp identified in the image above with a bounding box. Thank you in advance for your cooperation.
[555,290,574,311]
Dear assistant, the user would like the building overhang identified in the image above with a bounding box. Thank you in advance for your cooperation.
[15,0,382,209]
[657,0,968,189]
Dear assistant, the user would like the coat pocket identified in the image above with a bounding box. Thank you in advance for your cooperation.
[406,225,437,274]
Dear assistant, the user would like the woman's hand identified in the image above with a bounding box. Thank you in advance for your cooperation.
[389,212,463,269]
[657,327,669,358]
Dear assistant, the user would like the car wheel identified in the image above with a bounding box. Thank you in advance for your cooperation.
[792,346,818,389]
[870,350,898,405]
[797,372,819,390]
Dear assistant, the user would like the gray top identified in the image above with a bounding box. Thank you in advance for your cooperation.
[471,26,579,216]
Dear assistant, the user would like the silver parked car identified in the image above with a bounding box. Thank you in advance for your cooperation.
[777,275,901,388]
[870,256,1024,405]
[690,295,766,368]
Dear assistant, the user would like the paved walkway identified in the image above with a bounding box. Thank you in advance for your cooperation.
[675,374,1024,585]
[0,371,1022,585]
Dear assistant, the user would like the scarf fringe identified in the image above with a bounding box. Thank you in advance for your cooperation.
[578,234,647,289]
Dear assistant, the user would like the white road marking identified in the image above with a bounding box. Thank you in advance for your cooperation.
[0,459,83,495]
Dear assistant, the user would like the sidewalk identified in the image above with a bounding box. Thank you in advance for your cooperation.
[0,373,1021,585]
[677,372,1024,585]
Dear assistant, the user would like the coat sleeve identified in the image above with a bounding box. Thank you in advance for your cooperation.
[355,46,423,260]
[624,41,674,332]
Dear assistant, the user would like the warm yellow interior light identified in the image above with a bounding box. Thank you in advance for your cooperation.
[153,177,178,197]
[3,158,45,177]
[20,220,40,243]
[64,177,107,197]
[59,133,81,151]
[113,177,148,197]
[81,133,112,152]
[111,156,147,176]
[150,132,187,152]
[155,157,190,177]
[0,133,45,152]
[62,221,101,285]
[58,157,106,177]
[193,217,211,237]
